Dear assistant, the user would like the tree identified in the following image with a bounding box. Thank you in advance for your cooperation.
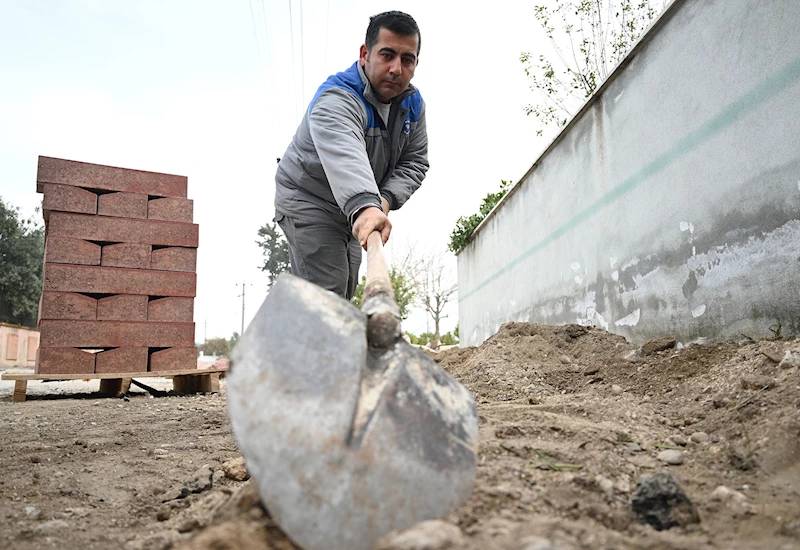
[198,337,228,357]
[411,252,458,350]
[521,0,664,136]
[405,330,458,348]
[0,198,44,327]
[405,331,434,346]
[439,331,458,346]
[448,180,510,253]
[256,222,290,286]
[198,334,237,358]
[351,266,415,320]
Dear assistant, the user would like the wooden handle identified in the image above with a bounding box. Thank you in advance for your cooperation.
[362,231,400,349]
[364,231,395,302]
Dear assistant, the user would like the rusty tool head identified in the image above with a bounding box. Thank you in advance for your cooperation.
[227,270,478,550]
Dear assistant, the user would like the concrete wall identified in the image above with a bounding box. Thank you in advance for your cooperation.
[458,0,800,346]
[0,323,39,369]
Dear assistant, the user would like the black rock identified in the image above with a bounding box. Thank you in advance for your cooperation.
[631,471,700,530]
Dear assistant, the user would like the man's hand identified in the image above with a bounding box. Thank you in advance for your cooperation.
[353,206,391,249]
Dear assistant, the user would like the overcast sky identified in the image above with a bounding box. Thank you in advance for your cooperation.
[0,0,552,341]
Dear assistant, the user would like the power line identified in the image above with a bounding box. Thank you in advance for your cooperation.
[299,0,306,108]
[258,0,274,72]
[288,0,298,120]
[323,0,330,72]
[248,0,269,93]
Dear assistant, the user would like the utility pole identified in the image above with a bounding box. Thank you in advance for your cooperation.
[237,282,252,336]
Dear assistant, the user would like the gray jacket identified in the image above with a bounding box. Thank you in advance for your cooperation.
[274,62,429,226]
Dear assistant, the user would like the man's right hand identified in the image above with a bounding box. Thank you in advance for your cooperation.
[353,206,391,250]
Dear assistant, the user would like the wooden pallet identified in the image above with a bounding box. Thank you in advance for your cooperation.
[2,367,226,403]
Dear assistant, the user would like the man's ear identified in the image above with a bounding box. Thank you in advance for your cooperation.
[359,44,368,66]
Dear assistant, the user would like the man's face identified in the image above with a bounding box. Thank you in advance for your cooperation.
[359,28,419,104]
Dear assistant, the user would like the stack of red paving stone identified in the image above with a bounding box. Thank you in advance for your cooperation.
[35,156,199,375]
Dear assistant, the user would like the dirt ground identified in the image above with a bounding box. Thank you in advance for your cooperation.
[1,322,799,550]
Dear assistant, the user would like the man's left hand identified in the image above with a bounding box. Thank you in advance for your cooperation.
[353,206,391,249]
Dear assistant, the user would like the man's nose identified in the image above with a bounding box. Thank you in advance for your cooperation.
[389,58,402,76]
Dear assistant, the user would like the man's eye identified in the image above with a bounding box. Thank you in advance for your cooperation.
[382,53,392,60]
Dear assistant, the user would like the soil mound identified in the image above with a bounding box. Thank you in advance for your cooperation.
[2,322,799,550]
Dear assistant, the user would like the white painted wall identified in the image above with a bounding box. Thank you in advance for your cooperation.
[458,0,800,346]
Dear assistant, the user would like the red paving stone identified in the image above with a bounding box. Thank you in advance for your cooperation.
[96,294,148,321]
[39,320,195,348]
[150,346,198,372]
[150,247,197,272]
[147,297,194,322]
[101,243,151,269]
[48,211,198,247]
[36,347,96,374]
[97,192,148,219]
[37,156,187,198]
[44,235,101,266]
[147,197,193,223]
[39,291,97,321]
[41,183,97,218]
[43,264,196,297]
[95,347,148,373]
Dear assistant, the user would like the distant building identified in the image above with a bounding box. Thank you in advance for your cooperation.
[0,322,39,369]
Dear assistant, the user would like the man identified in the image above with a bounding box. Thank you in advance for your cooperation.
[274,10,428,300]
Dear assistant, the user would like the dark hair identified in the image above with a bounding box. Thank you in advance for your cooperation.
[365,11,421,54]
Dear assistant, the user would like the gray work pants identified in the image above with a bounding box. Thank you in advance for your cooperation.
[276,213,362,300]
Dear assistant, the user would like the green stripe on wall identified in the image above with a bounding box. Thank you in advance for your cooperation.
[459,53,800,303]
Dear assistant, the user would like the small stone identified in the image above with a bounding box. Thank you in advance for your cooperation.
[559,355,572,364]
[713,395,732,409]
[710,485,752,516]
[153,448,169,456]
[671,435,688,446]
[212,470,225,485]
[376,520,465,550]
[631,471,699,530]
[152,486,167,496]
[615,478,632,494]
[34,519,70,534]
[690,432,709,443]
[156,505,171,521]
[740,375,776,391]
[779,350,800,369]
[222,457,249,482]
[187,465,213,494]
[519,536,558,550]
[177,518,201,533]
[710,485,734,501]
[627,442,643,453]
[595,475,614,495]
[641,337,677,356]
[61,508,89,519]
[161,487,190,502]
[583,366,600,376]
[24,506,42,520]
[657,450,685,465]
[611,385,623,395]
[30,456,41,464]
